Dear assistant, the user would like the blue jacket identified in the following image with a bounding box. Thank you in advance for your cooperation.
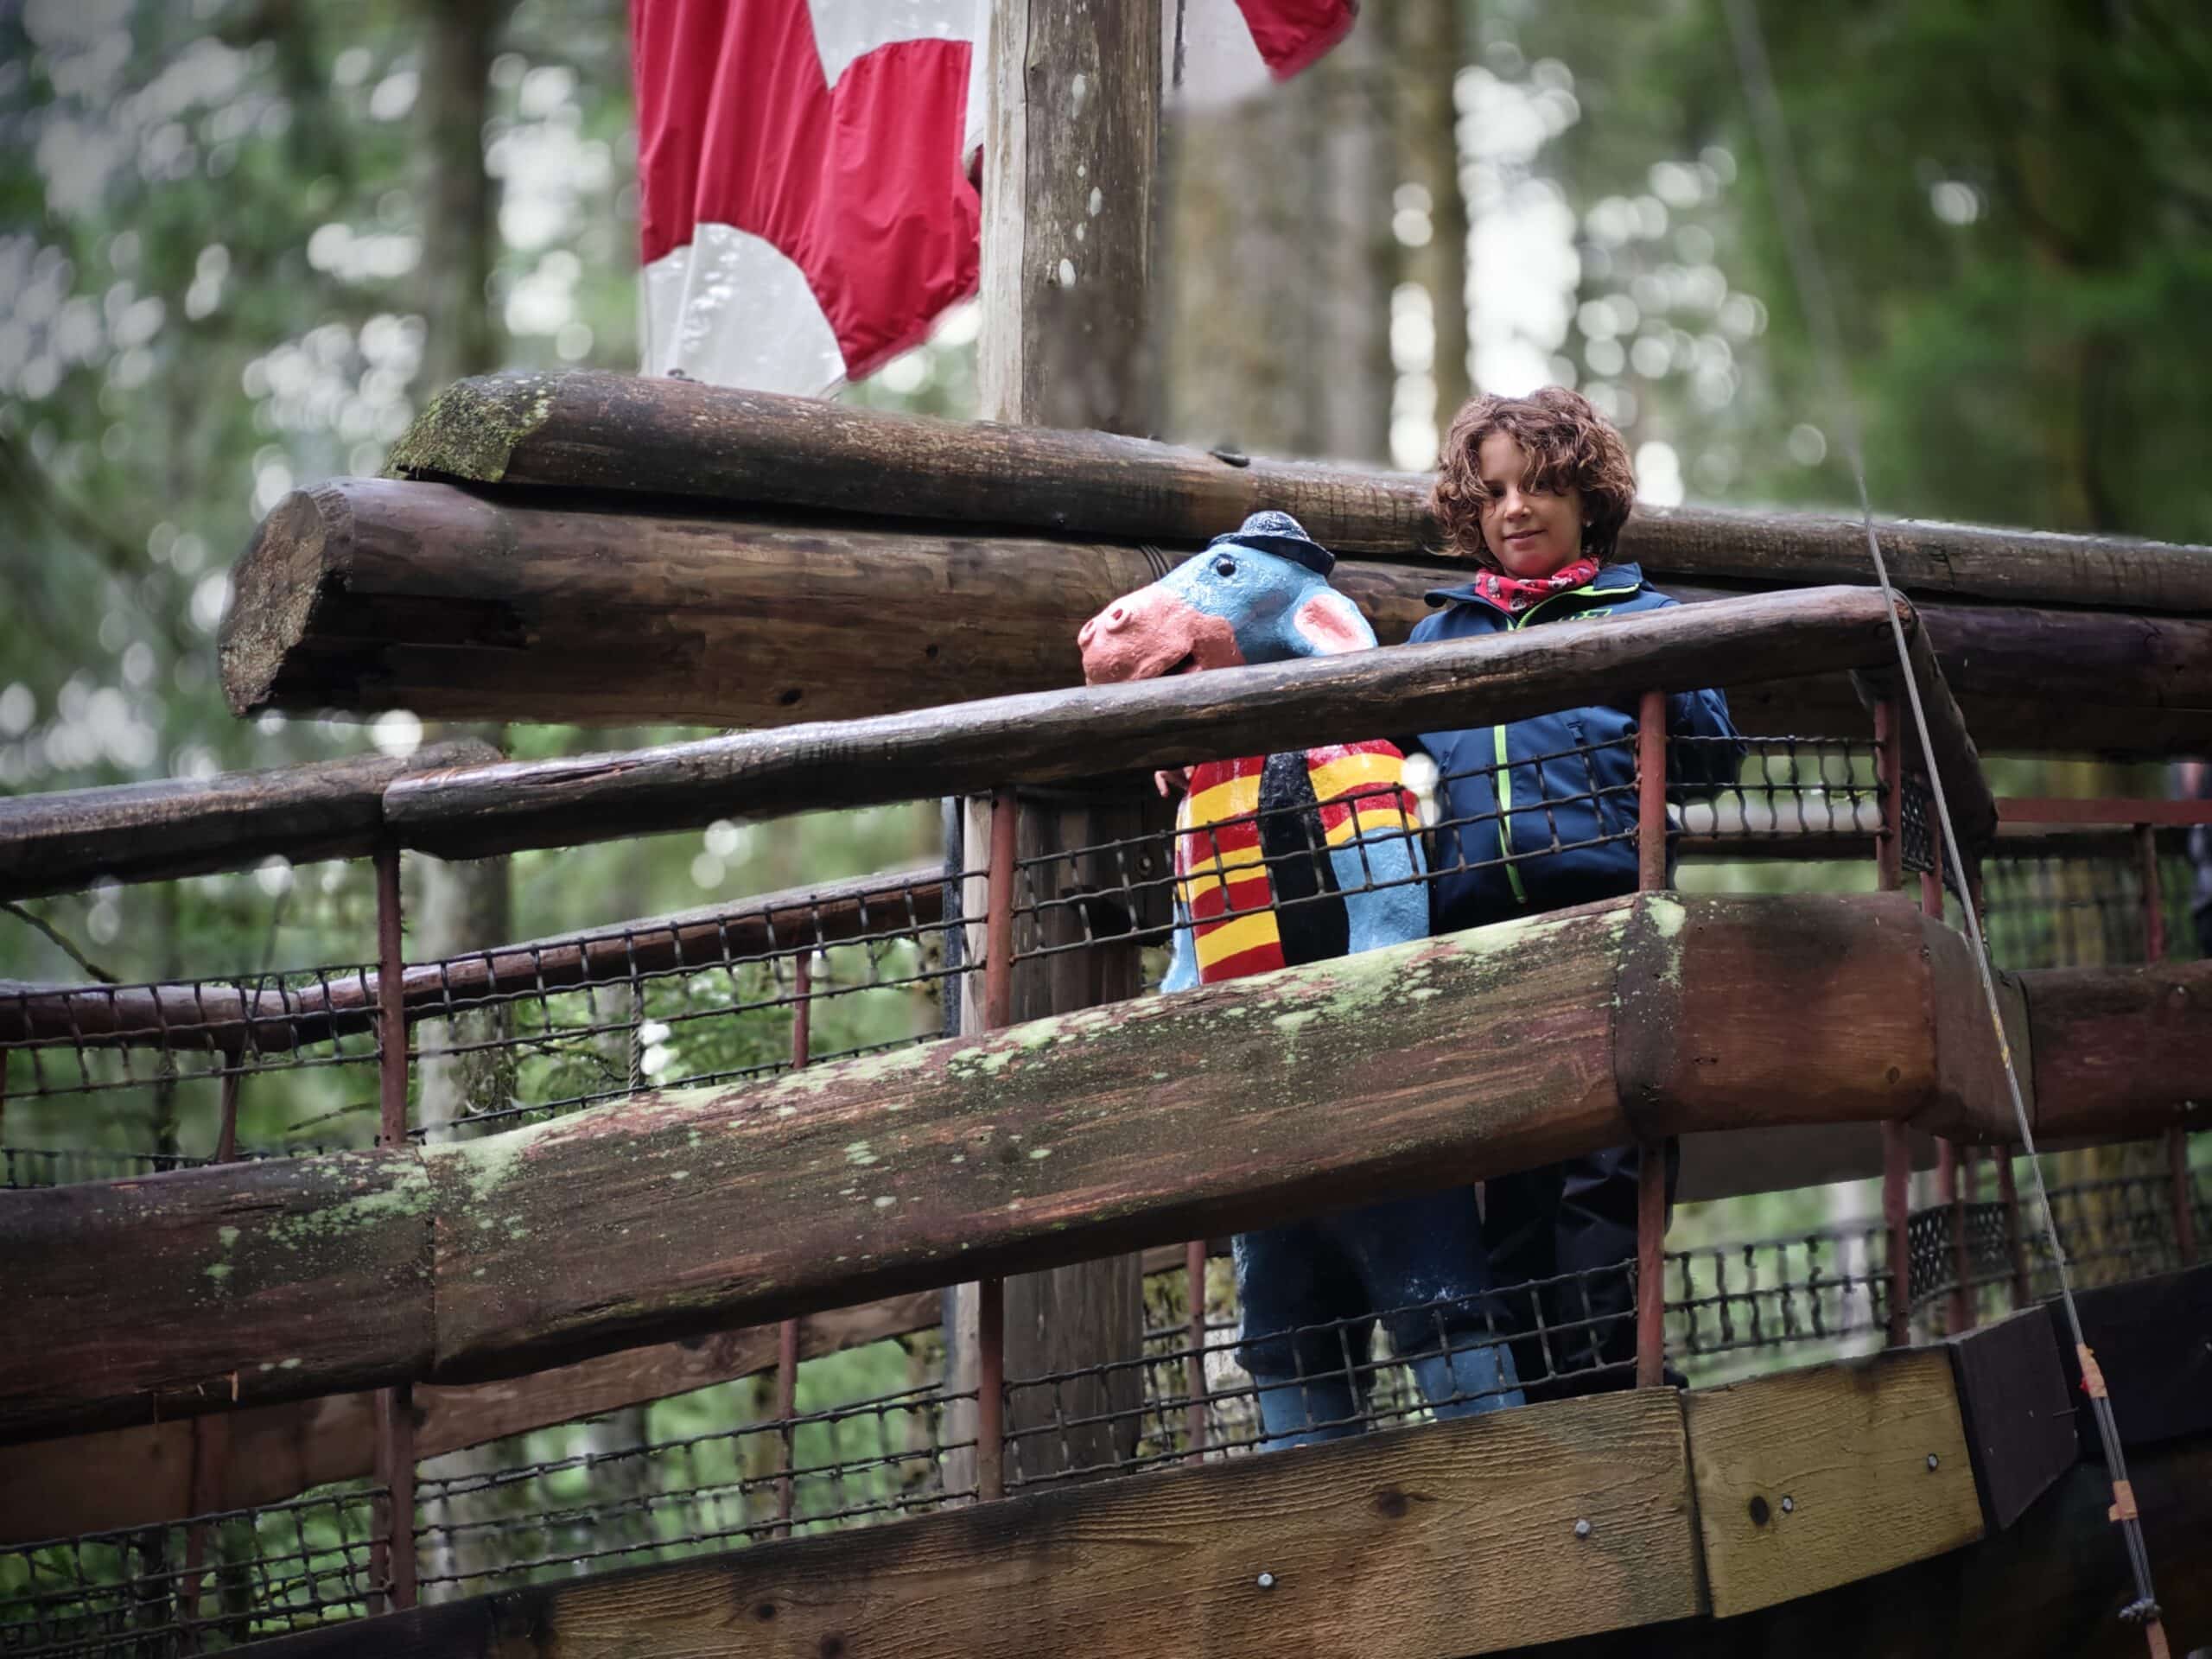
[1409,561,1745,932]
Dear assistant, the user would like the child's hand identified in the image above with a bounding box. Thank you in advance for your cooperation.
[1155,766,1192,798]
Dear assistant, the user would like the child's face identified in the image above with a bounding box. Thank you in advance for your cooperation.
[1476,432,1587,578]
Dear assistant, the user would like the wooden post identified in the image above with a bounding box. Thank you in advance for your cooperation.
[371,845,416,1611]
[2139,823,2196,1267]
[963,0,1162,1493]
[1873,702,1911,1347]
[1634,690,1669,1389]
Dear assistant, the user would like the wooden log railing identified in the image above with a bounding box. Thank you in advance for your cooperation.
[382,370,2212,613]
[0,868,944,1052]
[4,892,2202,1446]
[0,739,499,901]
[219,478,2212,755]
[378,586,1942,860]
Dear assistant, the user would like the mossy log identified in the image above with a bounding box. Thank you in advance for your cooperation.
[1,893,2198,1446]
[221,480,2212,758]
[383,370,2212,612]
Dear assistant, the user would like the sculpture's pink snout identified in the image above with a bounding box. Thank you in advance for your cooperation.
[1078,588,1243,684]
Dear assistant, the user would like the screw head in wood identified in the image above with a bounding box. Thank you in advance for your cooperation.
[1256,1571,1277,1590]
[1573,1519,1592,1540]
[1780,1496,1795,1514]
[1927,1453,1939,1471]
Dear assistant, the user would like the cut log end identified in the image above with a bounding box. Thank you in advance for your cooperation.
[383,371,563,484]
[219,486,351,716]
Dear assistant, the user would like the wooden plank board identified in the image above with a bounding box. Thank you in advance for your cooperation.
[245,1389,1704,1659]
[1685,1348,1985,1616]
[1947,1311,2078,1529]
[1491,1435,2212,1658]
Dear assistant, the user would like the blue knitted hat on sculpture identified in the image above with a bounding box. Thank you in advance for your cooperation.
[1206,510,1336,577]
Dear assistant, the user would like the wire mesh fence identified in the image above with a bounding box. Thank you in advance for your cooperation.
[9,1143,2197,1654]
[0,1486,385,1658]
[3,728,1906,1185]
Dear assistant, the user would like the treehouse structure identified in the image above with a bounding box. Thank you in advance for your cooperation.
[0,372,2208,1659]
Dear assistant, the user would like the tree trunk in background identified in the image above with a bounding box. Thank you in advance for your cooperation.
[1160,16,1394,464]
[1389,0,1471,456]
[410,0,512,1601]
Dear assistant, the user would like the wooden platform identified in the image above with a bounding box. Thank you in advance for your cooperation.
[243,1296,2211,1659]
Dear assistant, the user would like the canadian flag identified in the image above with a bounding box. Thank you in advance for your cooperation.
[632,0,1357,394]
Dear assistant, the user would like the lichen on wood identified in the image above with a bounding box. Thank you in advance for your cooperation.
[385,372,561,483]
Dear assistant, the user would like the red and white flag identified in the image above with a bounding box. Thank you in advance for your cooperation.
[632,0,1357,395]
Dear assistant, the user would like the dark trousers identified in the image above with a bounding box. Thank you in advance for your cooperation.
[1484,1141,1679,1400]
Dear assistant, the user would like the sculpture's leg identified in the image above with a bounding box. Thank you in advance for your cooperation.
[1233,1223,1371,1451]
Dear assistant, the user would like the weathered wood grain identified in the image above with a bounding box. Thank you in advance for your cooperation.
[2020,962,2212,1141]
[381,586,1904,860]
[0,868,943,1052]
[1946,1310,2077,1531]
[0,740,498,899]
[379,370,2212,613]
[1684,1348,1984,1617]
[242,1389,1704,1659]
[219,480,2212,755]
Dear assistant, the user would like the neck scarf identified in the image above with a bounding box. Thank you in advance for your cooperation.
[1472,556,1602,614]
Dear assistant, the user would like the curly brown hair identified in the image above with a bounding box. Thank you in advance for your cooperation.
[1430,387,1637,568]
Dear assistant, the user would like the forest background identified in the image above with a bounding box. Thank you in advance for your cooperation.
[0,0,2206,1593]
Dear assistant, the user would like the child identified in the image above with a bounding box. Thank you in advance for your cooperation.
[1410,388,1744,1398]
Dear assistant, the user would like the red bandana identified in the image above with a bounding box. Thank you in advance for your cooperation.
[1472,556,1602,614]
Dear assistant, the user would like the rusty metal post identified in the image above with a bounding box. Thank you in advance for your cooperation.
[2137,824,2197,1267]
[969,791,1019,1500]
[1634,690,1669,1388]
[772,950,812,1536]
[1184,1239,1209,1460]
[371,844,417,1611]
[1919,827,1975,1334]
[1998,1153,2032,1310]
[1872,702,1912,1345]
[181,1060,245,1635]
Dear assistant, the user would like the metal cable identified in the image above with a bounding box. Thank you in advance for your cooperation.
[1719,0,2166,1637]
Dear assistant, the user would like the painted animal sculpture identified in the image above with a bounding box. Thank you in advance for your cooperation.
[1078,511,1523,1448]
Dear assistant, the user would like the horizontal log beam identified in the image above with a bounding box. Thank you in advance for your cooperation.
[245,1389,1707,1659]
[380,586,1905,861]
[221,484,2212,756]
[0,740,499,901]
[2,893,2197,1445]
[0,868,943,1052]
[385,371,2212,613]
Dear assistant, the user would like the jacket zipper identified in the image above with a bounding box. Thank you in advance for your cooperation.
[1486,580,1637,904]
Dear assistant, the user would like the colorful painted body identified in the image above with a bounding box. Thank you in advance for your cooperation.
[1079,512,1522,1447]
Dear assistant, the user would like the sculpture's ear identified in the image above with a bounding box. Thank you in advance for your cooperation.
[1291,588,1376,656]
